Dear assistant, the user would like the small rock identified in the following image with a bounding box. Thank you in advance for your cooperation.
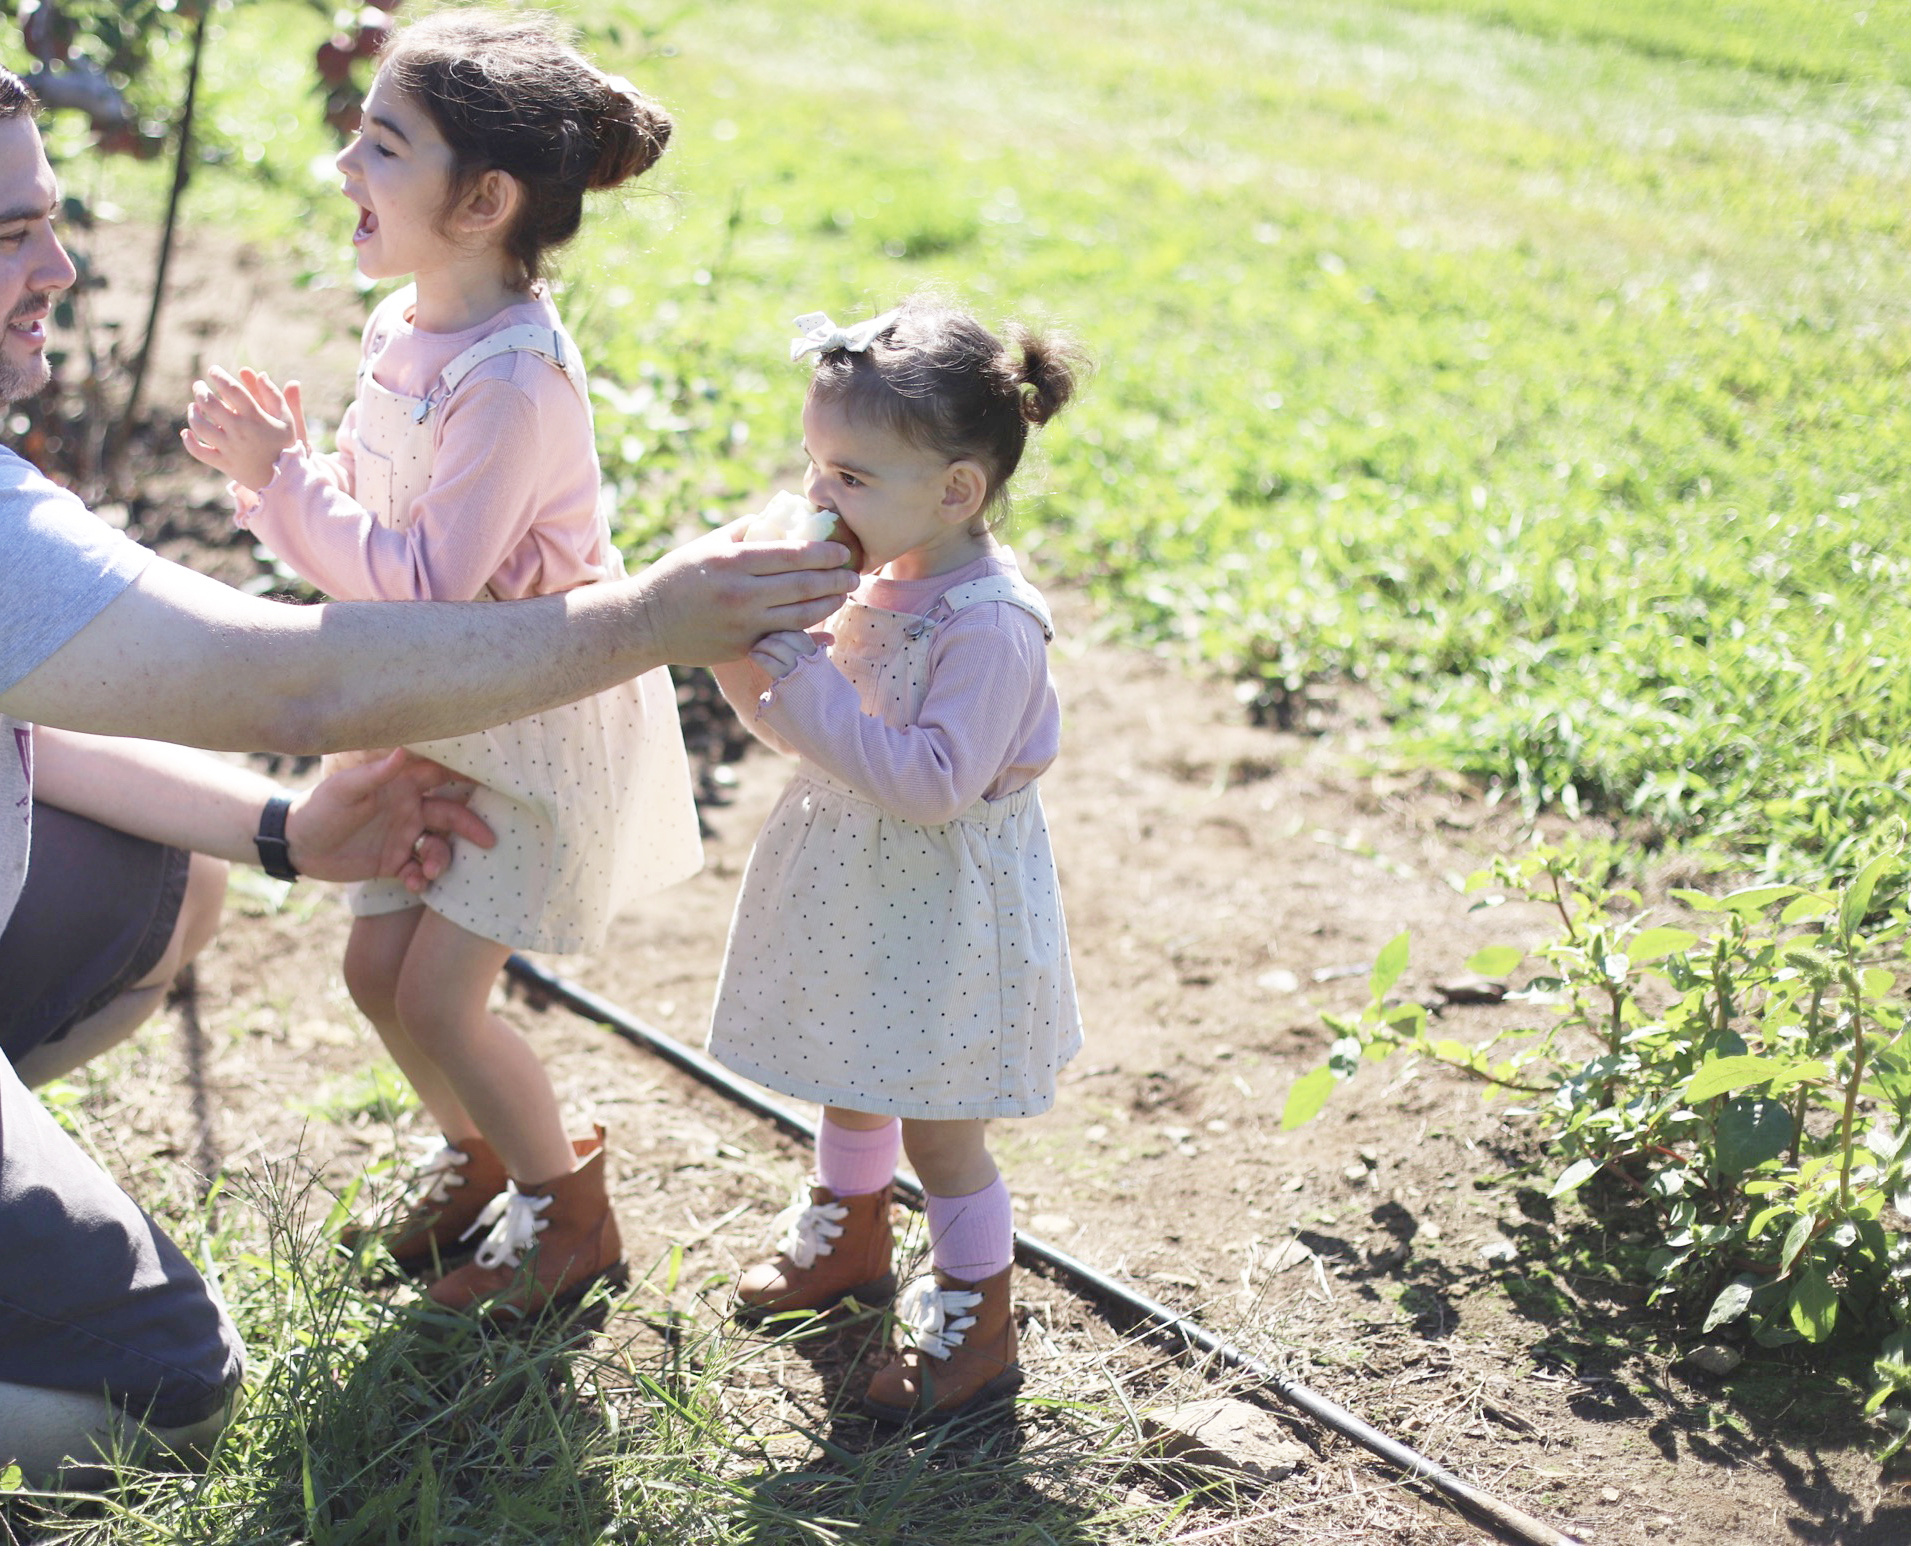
[1601,1486,1622,1503]
[1435,974,1508,1005]
[1343,1163,1370,1183]
[1479,1238,1518,1265]
[1682,1342,1743,1376]
[1139,1397,1311,1485]
[1257,968,1301,994]
[1266,1238,1316,1273]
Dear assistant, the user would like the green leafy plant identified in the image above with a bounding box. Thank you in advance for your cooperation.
[1285,839,1911,1454]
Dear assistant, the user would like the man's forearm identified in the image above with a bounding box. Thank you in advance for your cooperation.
[32,727,282,862]
[4,560,653,752]
[2,531,853,754]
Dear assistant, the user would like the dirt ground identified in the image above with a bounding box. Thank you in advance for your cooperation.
[46,222,1911,1544]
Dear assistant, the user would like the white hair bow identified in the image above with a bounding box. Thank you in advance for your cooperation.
[790,308,902,362]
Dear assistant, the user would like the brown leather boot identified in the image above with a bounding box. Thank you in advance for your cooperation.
[734,1184,896,1325]
[340,1136,507,1280]
[862,1266,1022,1425]
[426,1129,627,1320]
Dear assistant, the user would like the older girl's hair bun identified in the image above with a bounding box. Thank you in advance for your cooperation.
[590,81,672,189]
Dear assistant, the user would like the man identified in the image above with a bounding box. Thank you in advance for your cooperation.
[0,67,854,1484]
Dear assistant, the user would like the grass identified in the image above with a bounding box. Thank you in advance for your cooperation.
[3,1148,1190,1545]
[40,0,1905,881]
[7,0,1911,1531]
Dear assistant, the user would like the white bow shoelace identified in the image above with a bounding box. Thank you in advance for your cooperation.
[895,1276,983,1361]
[769,1190,848,1269]
[462,1187,553,1270]
[409,1142,469,1205]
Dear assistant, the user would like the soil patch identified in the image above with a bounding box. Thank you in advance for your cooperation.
[43,225,1911,1544]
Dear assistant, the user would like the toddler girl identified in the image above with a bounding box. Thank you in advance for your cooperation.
[712,296,1085,1423]
[180,10,701,1320]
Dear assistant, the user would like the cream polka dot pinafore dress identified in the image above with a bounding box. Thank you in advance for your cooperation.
[342,323,703,953]
[709,571,1083,1120]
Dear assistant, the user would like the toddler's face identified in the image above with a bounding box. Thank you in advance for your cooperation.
[801,396,986,580]
[334,74,459,284]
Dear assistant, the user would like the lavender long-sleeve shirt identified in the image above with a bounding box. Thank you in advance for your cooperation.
[713,554,1061,825]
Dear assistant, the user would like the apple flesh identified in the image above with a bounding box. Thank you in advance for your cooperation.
[745,489,867,573]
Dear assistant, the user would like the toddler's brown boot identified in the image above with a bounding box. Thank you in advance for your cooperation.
[734,1183,896,1324]
[341,1136,507,1280]
[861,1266,1022,1425]
[426,1127,627,1320]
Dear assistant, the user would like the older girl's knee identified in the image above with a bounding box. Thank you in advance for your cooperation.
[343,915,414,1025]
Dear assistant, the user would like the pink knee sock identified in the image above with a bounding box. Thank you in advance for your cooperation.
[925,1174,1015,1282]
[816,1115,901,1197]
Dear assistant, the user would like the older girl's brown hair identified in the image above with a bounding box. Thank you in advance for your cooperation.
[379,9,670,288]
[805,294,1087,521]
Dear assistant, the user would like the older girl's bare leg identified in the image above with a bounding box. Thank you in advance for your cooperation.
[343,908,478,1143]
[394,910,575,1184]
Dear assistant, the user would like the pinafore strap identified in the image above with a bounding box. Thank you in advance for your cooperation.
[902,571,1055,642]
[406,324,594,425]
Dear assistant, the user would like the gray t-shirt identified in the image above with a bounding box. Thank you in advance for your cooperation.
[0,447,152,931]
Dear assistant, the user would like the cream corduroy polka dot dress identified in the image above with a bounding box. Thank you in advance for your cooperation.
[340,322,702,953]
[709,571,1082,1120]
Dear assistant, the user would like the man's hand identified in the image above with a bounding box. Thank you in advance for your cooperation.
[181,366,307,492]
[286,750,495,891]
[631,521,856,666]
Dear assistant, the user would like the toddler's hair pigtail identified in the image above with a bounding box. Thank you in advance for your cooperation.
[1011,328,1087,428]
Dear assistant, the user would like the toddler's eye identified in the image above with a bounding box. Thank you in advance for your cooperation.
[839,472,861,488]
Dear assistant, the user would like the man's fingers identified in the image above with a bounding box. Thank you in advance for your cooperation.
[421,794,496,850]
[408,835,454,881]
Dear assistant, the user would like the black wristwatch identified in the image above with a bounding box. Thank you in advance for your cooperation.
[254,794,300,881]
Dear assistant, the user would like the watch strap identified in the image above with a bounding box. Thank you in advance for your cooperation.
[255,794,299,881]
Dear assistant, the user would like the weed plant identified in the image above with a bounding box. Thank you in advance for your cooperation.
[1285,843,1911,1455]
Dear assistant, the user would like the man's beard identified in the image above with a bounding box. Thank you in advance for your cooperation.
[0,292,54,406]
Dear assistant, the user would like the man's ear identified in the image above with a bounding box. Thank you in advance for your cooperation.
[940,459,989,526]
[452,168,521,242]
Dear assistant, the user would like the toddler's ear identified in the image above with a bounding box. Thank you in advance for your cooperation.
[939,460,988,526]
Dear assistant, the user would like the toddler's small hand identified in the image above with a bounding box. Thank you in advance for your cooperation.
[180,365,302,491]
[749,628,822,679]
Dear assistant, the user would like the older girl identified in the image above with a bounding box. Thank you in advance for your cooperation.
[181,10,700,1319]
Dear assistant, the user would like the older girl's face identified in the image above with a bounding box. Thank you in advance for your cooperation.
[333,73,460,283]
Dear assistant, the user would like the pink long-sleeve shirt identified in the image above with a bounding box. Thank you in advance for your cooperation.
[232,285,609,602]
[712,554,1062,825]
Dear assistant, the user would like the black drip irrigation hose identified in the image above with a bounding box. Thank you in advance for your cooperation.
[503,954,1585,1546]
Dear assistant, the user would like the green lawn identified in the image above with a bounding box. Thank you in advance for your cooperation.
[31,0,1911,878]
